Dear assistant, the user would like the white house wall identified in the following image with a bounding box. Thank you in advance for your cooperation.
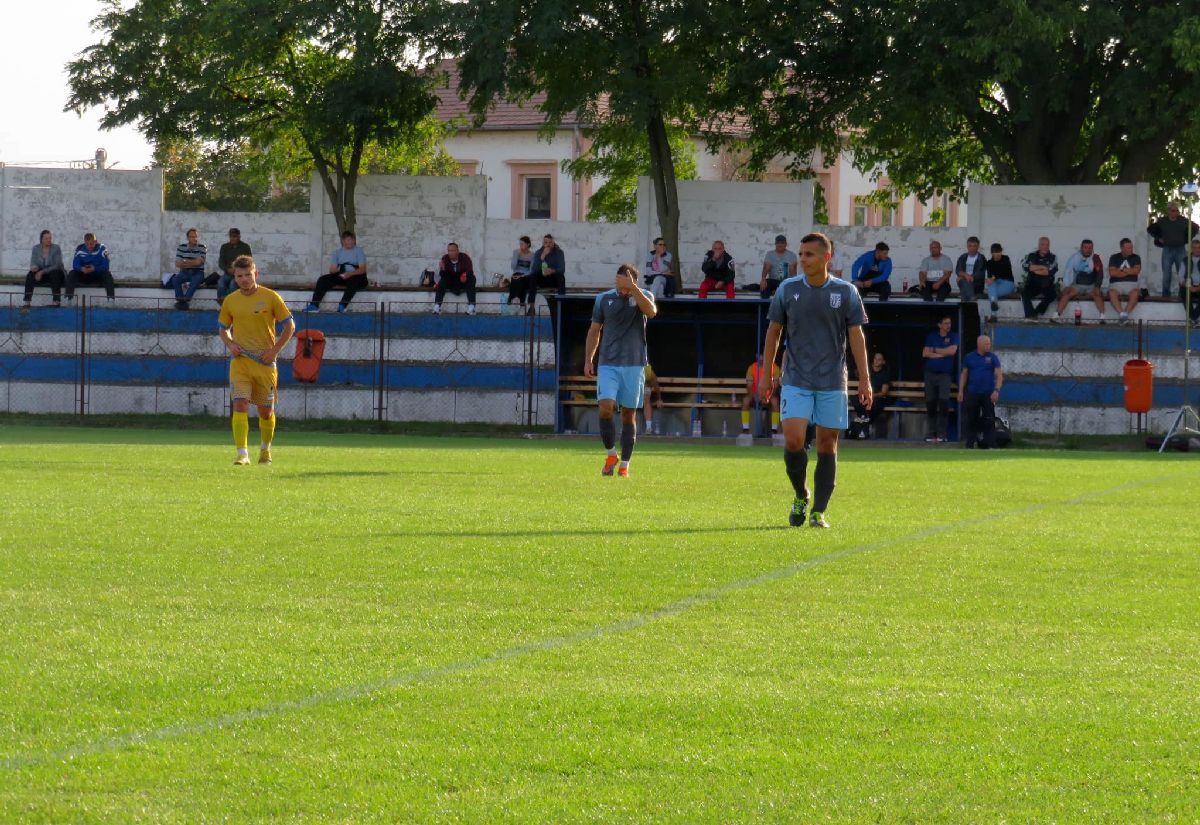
[441,130,588,221]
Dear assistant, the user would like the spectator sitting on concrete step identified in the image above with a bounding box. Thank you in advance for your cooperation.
[307,230,368,313]
[24,229,65,308]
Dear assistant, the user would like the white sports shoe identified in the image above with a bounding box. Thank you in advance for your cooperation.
[432,304,442,315]
[466,304,476,316]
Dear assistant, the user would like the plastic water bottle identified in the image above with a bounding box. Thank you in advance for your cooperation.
[722,420,728,437]
[691,417,702,438]
[1074,307,1082,325]
[902,277,909,293]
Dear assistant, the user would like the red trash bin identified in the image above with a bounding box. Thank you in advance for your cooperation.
[1123,359,1153,414]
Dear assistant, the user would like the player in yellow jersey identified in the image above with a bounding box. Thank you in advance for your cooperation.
[218,256,295,465]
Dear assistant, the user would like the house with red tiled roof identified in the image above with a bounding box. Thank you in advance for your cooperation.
[433,60,966,227]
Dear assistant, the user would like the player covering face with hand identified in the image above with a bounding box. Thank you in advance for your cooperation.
[584,264,658,477]
[218,256,296,465]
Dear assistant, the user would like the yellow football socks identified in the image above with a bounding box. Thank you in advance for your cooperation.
[232,411,249,450]
[740,410,751,428]
[771,411,781,430]
[259,413,275,448]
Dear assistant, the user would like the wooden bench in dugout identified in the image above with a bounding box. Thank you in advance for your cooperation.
[560,375,955,439]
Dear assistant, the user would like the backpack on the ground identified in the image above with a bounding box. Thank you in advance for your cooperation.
[993,416,1012,448]
[292,329,326,383]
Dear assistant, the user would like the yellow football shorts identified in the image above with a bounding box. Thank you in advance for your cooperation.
[229,356,278,407]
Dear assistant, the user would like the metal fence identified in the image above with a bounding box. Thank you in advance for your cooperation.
[0,293,556,427]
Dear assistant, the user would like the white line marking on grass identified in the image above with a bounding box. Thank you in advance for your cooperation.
[1,472,1180,771]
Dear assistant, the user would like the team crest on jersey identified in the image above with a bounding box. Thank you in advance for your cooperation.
[829,293,843,308]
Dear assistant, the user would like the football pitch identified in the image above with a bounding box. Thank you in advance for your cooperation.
[1,425,1197,823]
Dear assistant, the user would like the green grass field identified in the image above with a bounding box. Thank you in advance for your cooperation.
[1,425,1198,823]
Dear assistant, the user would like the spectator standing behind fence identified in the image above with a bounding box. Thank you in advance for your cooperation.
[981,242,1015,322]
[1107,237,1142,325]
[760,235,798,299]
[922,315,958,443]
[851,242,893,301]
[1055,239,1106,323]
[1148,201,1199,297]
[850,351,891,439]
[1021,237,1058,319]
[507,235,534,309]
[172,228,207,310]
[306,231,368,313]
[698,240,736,299]
[65,232,115,303]
[1184,238,1200,327]
[644,237,675,299]
[432,242,477,316]
[528,234,566,311]
[918,240,954,302]
[958,335,1002,449]
[24,230,65,308]
[215,228,252,301]
[955,236,986,303]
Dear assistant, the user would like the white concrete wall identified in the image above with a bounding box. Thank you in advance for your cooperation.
[0,166,163,278]
[819,225,970,286]
[161,211,313,281]
[319,174,488,285]
[968,183,1152,284]
[637,177,815,285]
[484,219,638,287]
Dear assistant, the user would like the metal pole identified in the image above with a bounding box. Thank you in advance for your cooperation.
[77,295,87,416]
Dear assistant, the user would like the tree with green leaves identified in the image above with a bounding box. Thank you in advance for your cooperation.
[726,0,1200,206]
[451,0,733,283]
[564,120,698,223]
[68,0,443,233]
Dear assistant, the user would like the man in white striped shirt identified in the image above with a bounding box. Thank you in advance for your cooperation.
[173,228,207,310]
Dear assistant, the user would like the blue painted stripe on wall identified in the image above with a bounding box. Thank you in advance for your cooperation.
[1001,377,1191,407]
[993,324,1186,354]
[0,354,555,391]
[0,306,552,341]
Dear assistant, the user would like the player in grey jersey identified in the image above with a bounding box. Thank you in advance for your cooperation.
[761,232,872,528]
[584,264,658,477]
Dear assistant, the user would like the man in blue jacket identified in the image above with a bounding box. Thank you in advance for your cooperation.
[850,242,892,301]
[66,232,115,302]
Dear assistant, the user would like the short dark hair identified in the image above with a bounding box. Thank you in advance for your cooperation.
[967,236,980,245]
[875,242,890,252]
[617,263,640,280]
[228,228,241,236]
[1081,238,1093,246]
[39,229,51,241]
[543,234,554,241]
[1120,236,1132,245]
[447,242,459,251]
[83,232,96,242]
[232,255,255,271]
[341,230,356,240]
[799,232,831,253]
[654,237,665,245]
[990,243,1003,253]
[519,235,531,245]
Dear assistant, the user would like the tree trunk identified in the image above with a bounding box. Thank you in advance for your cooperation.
[311,149,349,235]
[645,110,681,294]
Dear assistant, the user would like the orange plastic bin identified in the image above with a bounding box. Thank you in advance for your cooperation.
[1123,359,1153,414]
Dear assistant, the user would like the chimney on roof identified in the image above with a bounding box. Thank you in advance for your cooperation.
[95,148,107,171]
